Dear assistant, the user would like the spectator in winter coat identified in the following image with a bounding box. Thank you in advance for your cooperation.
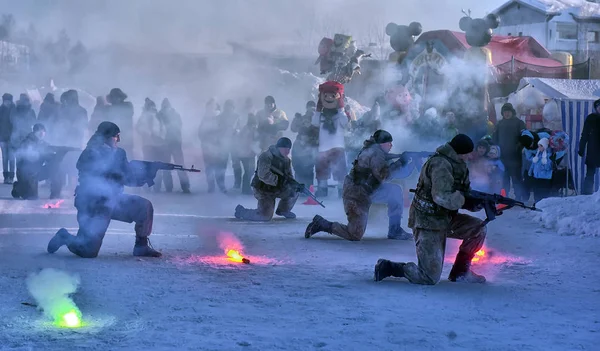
[0,93,15,183]
[106,88,134,157]
[468,139,491,192]
[346,99,381,167]
[136,98,168,192]
[483,145,504,194]
[528,138,553,202]
[219,99,242,190]
[10,94,37,152]
[520,129,551,200]
[198,98,227,193]
[37,93,59,137]
[578,99,600,194]
[291,100,319,187]
[57,90,88,148]
[492,103,526,200]
[256,96,288,151]
[234,114,259,194]
[89,96,109,136]
[157,98,190,193]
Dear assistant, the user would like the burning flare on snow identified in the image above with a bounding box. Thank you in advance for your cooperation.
[471,249,486,263]
[218,232,250,264]
[43,199,65,209]
[26,268,83,328]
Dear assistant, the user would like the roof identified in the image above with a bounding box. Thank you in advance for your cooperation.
[492,0,600,19]
[415,30,564,67]
[517,77,600,100]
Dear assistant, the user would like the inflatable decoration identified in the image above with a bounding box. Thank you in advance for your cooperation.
[385,22,422,64]
[459,10,500,47]
[315,34,371,85]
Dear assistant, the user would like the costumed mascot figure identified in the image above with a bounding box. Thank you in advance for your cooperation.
[385,22,422,64]
[315,34,371,84]
[312,81,350,198]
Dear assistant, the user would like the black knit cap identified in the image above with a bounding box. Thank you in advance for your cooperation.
[449,133,474,155]
[276,137,292,149]
[96,121,121,138]
[594,99,600,110]
[373,129,393,143]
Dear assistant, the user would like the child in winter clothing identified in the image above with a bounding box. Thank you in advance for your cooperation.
[486,145,505,194]
[528,137,553,202]
[468,139,491,192]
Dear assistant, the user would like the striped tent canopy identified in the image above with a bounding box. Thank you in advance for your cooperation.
[561,100,599,194]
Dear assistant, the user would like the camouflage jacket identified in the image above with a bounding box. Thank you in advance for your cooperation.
[408,143,470,231]
[251,145,294,193]
[344,142,390,199]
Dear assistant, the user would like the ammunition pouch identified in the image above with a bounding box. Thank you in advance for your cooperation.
[350,166,380,193]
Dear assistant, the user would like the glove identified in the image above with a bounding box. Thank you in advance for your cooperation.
[295,183,306,192]
[462,196,484,212]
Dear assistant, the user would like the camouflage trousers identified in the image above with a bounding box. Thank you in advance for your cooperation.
[330,182,403,241]
[237,188,299,221]
[403,213,486,285]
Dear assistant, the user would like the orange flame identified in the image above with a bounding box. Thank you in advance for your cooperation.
[471,249,486,263]
[43,199,65,209]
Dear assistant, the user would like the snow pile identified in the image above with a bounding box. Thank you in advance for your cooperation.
[531,192,600,237]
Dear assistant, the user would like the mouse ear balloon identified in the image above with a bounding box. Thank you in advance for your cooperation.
[459,16,472,31]
[385,22,399,36]
[485,13,501,29]
[408,22,422,36]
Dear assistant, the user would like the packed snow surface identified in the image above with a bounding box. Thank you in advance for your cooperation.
[532,191,600,237]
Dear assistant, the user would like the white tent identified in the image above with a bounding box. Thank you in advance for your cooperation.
[513,78,600,194]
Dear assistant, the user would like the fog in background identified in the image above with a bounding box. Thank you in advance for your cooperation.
[0,0,509,158]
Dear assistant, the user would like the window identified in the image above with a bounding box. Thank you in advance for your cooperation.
[587,31,599,43]
[518,32,523,36]
[549,29,552,39]
[508,32,512,36]
[557,23,577,40]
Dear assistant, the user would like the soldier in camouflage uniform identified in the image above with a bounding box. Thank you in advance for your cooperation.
[374,134,487,284]
[234,137,299,221]
[304,130,412,241]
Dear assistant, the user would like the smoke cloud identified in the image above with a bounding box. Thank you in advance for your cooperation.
[26,268,82,327]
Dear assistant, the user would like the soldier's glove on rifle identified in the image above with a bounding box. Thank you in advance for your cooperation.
[462,196,485,212]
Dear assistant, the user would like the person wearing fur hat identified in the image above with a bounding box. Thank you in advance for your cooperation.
[519,128,551,200]
[305,129,412,241]
[492,103,526,199]
[578,99,600,194]
[0,93,15,184]
[106,88,135,157]
[256,95,289,152]
[47,121,162,258]
[528,137,553,202]
[374,134,488,284]
[234,137,299,221]
[312,81,350,198]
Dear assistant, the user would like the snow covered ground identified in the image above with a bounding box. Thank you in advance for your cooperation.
[0,180,598,350]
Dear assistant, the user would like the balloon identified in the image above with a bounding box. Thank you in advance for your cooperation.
[485,14,501,29]
[408,22,423,36]
[386,22,399,36]
[459,16,472,31]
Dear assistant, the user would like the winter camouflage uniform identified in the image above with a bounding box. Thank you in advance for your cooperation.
[305,139,410,241]
[235,145,298,221]
[376,143,487,284]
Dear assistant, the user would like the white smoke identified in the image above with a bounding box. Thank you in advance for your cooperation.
[26,268,82,325]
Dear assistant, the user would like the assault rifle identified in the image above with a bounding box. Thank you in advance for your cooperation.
[385,151,434,162]
[464,189,541,227]
[129,160,201,187]
[45,146,81,162]
[408,188,541,228]
[270,166,325,208]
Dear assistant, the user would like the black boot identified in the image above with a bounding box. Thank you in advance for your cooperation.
[234,204,245,219]
[11,182,20,199]
[133,237,162,257]
[47,228,71,253]
[387,225,413,240]
[374,259,406,281]
[448,251,486,283]
[304,215,332,238]
[2,172,8,184]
